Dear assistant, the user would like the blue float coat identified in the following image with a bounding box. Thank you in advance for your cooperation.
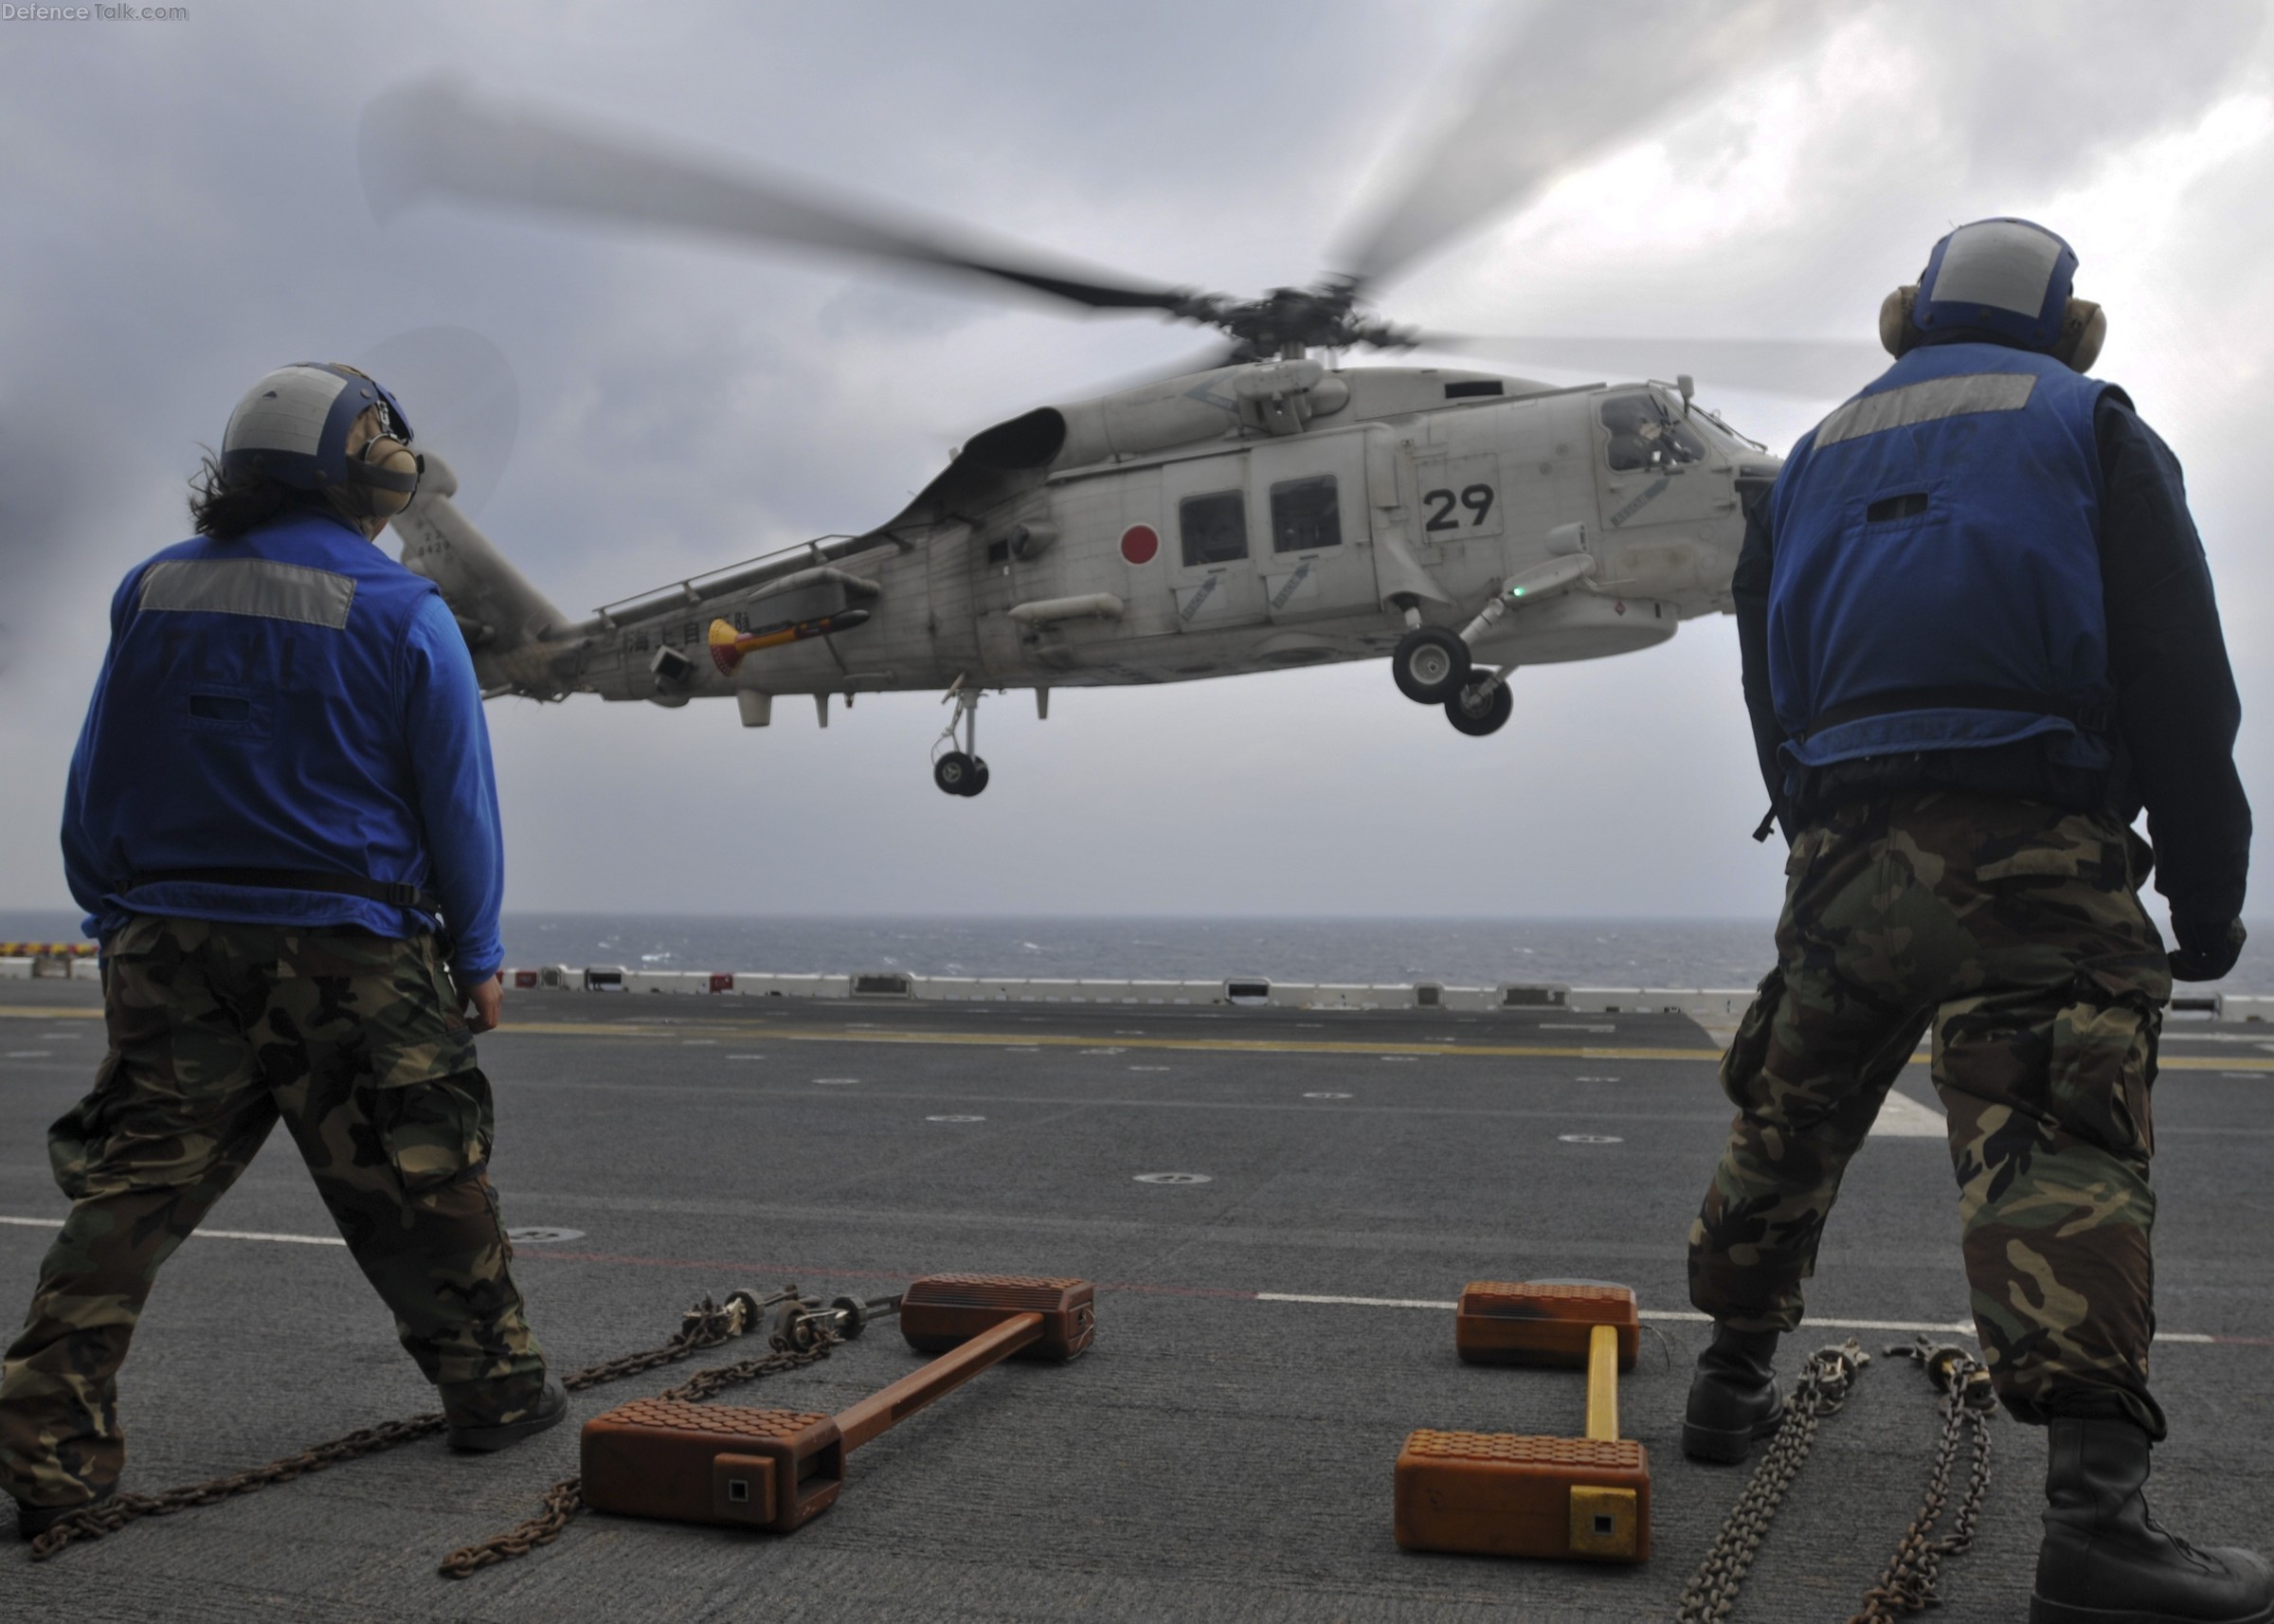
[61,510,505,979]
[1766,344,2115,770]
[1736,350,2249,930]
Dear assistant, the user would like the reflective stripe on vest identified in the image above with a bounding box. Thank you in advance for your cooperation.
[136,557,358,628]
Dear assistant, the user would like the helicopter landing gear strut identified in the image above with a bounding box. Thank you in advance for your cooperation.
[932,684,989,796]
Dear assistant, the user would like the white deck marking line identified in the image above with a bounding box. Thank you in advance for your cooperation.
[1252,1292,2220,1343]
[0,1214,343,1246]
[0,1217,2235,1342]
[1255,1291,1967,1332]
[1873,1091,1947,1139]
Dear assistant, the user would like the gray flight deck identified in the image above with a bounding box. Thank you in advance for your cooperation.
[2,977,2269,1622]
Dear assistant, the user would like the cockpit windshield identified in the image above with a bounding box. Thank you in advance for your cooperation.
[1599,392,1707,472]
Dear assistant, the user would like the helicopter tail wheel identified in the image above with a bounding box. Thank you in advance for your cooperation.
[1444,674,1513,736]
[933,751,980,795]
[1392,626,1471,704]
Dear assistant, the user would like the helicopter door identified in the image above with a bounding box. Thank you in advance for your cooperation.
[1161,453,1266,632]
[1590,388,1738,592]
[1246,434,1371,624]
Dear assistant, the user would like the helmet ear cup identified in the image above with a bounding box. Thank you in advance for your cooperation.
[2052,298,2105,373]
[1879,285,1920,358]
[346,434,423,518]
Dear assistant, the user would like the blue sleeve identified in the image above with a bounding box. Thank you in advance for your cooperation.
[59,569,145,937]
[400,592,505,980]
[61,693,107,931]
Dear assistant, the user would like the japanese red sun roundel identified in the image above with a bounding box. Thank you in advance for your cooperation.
[1120,525,1160,565]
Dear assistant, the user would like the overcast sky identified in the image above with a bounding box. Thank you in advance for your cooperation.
[2,0,2270,927]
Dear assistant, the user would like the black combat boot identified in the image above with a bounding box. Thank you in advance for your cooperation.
[446,1375,569,1453]
[2031,1417,2274,1624]
[1682,1324,1783,1464]
[13,1488,114,1542]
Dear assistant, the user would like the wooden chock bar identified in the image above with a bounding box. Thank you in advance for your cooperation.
[835,1310,1042,1451]
[1584,1323,1618,1442]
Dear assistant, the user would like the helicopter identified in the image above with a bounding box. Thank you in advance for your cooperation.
[360,12,1878,797]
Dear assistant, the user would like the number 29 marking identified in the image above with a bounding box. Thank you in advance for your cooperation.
[1422,483,1497,532]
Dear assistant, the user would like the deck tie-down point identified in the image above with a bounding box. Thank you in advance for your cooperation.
[1395,1280,1651,1562]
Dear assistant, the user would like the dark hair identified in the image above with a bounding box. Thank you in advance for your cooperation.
[187,451,336,541]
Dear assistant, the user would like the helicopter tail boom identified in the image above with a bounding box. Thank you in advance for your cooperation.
[394,456,574,694]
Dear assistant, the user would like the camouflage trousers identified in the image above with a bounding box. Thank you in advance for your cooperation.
[0,916,547,1510]
[1688,791,2171,1437]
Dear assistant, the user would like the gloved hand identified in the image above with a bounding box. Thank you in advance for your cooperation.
[2169,915,2247,983]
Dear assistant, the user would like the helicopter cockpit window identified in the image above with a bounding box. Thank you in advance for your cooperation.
[1180,491,1249,566]
[1599,393,1707,472]
[1269,476,1341,553]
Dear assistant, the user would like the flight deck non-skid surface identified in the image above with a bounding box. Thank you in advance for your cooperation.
[2,980,2270,1622]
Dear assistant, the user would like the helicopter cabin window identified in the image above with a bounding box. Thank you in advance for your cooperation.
[1179,490,1248,567]
[1599,393,1707,472]
[1269,476,1341,553]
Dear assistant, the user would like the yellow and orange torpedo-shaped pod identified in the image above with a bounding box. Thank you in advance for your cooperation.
[708,619,746,676]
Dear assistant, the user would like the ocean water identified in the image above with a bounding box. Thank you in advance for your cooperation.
[501,913,1782,989]
[9,908,2274,994]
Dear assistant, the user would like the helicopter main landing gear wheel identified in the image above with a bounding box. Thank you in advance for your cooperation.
[931,683,990,796]
[933,751,988,796]
[1392,626,1471,704]
[1444,672,1513,736]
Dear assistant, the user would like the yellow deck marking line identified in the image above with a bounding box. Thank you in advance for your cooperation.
[7,1003,2273,1069]
[502,1019,1724,1061]
[496,1021,2274,1070]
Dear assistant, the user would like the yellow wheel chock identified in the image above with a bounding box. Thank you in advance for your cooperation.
[1394,1281,1651,1562]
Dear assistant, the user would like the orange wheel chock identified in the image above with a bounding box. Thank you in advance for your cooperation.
[1396,1281,1652,1562]
[582,1273,1093,1532]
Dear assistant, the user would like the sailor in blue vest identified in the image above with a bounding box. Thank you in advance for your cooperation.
[1,365,560,1543]
[1684,221,2264,1624]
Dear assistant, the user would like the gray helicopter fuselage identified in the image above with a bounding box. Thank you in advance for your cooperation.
[406,363,1775,725]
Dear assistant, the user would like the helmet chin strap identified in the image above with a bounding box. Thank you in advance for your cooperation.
[1879,284,2106,374]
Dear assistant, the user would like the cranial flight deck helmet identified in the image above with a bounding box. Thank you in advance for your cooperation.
[1878,217,2106,373]
[220,362,424,518]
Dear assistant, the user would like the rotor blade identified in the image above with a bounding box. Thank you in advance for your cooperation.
[352,325,519,517]
[361,78,1193,316]
[1418,334,1883,401]
[1335,0,1827,290]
